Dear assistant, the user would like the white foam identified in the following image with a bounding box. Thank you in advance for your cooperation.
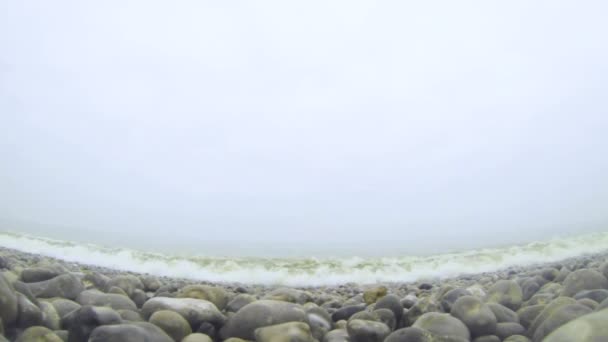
[0,230,607,286]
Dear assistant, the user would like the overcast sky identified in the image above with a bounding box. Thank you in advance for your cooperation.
[1,1,608,256]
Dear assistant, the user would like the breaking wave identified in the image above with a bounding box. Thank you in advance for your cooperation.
[0,230,607,286]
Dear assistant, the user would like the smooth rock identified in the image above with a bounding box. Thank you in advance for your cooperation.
[16,292,43,329]
[473,336,500,342]
[578,298,599,310]
[108,286,128,296]
[413,312,471,341]
[0,273,18,330]
[574,289,608,303]
[76,289,137,311]
[219,300,307,340]
[526,297,576,337]
[346,319,390,342]
[322,329,350,342]
[20,265,67,283]
[487,303,519,323]
[39,301,61,330]
[486,280,523,310]
[46,298,80,320]
[516,304,544,330]
[441,288,472,313]
[14,281,39,305]
[374,308,396,331]
[254,321,315,342]
[263,287,312,305]
[405,297,440,326]
[531,303,592,341]
[178,285,229,310]
[149,310,192,342]
[226,294,256,313]
[450,295,497,337]
[503,335,531,342]
[182,333,213,342]
[26,274,84,300]
[141,275,163,292]
[400,294,417,309]
[331,304,366,322]
[363,286,387,305]
[543,308,608,342]
[375,294,403,323]
[105,275,144,297]
[15,326,63,342]
[305,304,332,341]
[561,269,608,297]
[88,322,173,342]
[65,306,122,342]
[117,309,143,322]
[83,272,110,290]
[142,297,225,330]
[385,327,433,342]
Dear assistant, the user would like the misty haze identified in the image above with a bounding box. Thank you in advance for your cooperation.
[1,1,608,341]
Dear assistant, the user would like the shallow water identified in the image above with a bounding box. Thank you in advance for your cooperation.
[1,230,607,286]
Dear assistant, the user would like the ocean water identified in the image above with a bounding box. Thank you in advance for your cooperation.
[1,230,607,286]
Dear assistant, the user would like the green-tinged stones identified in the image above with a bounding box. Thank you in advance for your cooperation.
[254,322,315,342]
[346,319,391,342]
[561,269,608,297]
[15,326,63,342]
[363,286,388,305]
[141,297,225,330]
[219,300,307,340]
[412,312,470,341]
[76,289,137,311]
[149,310,192,342]
[450,295,497,337]
[25,274,84,300]
[543,308,608,342]
[178,285,229,310]
[88,322,173,342]
[485,280,523,311]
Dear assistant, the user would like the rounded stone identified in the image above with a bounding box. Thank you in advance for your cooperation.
[487,303,519,323]
[561,269,608,297]
[15,326,63,342]
[346,319,391,342]
[76,289,137,311]
[413,312,471,341]
[254,321,315,342]
[450,295,497,337]
[485,280,523,311]
[363,286,388,305]
[0,273,18,331]
[219,300,307,340]
[182,333,213,342]
[149,310,192,341]
[142,297,225,331]
[25,274,84,300]
[543,308,608,342]
[441,288,472,313]
[178,285,229,310]
[532,303,592,341]
[375,294,403,323]
[495,322,525,340]
[88,322,173,342]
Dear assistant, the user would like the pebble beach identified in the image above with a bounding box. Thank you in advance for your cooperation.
[1,246,608,341]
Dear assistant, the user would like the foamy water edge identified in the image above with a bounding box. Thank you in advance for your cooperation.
[1,231,607,286]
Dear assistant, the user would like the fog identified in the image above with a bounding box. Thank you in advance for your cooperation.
[1,1,608,256]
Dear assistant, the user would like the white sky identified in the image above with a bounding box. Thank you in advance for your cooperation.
[1,1,608,256]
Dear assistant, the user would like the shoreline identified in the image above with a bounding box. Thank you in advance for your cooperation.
[1,245,608,341]
[2,244,608,289]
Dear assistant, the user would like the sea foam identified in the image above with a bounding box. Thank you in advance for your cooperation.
[0,230,607,286]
